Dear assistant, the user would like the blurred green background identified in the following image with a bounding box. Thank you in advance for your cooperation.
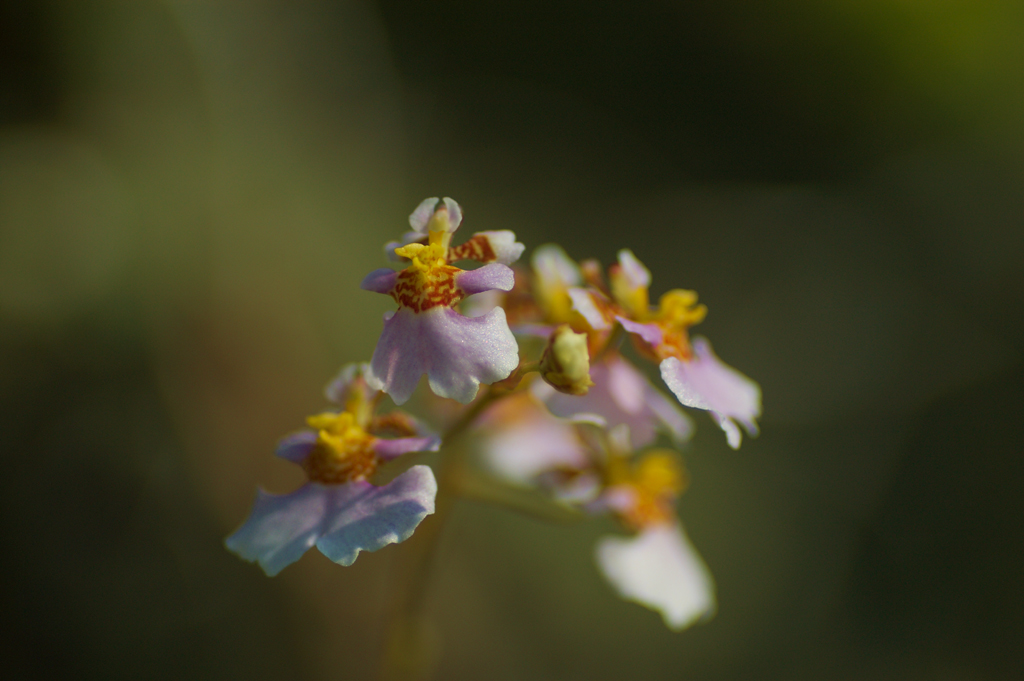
[2,1,1023,679]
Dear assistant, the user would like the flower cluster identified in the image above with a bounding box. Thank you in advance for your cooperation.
[227,198,760,634]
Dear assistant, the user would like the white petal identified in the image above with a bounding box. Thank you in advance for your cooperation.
[532,244,581,289]
[596,524,716,630]
[473,230,525,264]
[441,197,463,231]
[617,249,651,289]
[409,197,439,232]
[568,288,611,330]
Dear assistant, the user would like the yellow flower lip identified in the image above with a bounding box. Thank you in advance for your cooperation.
[655,290,707,329]
[303,410,379,484]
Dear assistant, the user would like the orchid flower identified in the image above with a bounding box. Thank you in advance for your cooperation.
[362,198,523,405]
[226,364,440,575]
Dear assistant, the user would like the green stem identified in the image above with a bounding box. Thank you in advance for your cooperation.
[378,385,504,680]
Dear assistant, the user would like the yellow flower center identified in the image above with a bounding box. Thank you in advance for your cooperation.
[302,411,378,484]
[392,237,463,313]
[607,450,689,530]
[655,290,707,329]
[640,289,708,360]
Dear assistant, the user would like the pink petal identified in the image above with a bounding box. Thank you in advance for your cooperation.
[373,435,441,460]
[617,316,663,348]
[479,393,589,482]
[539,354,691,448]
[366,306,519,405]
[456,263,515,296]
[659,337,761,449]
[361,268,398,294]
[275,431,318,464]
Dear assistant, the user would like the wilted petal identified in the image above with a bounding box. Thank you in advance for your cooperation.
[456,263,515,296]
[225,466,437,575]
[539,354,691,448]
[596,524,716,631]
[315,465,437,566]
[373,434,441,460]
[361,268,398,294]
[275,431,318,464]
[660,337,761,449]
[367,306,519,405]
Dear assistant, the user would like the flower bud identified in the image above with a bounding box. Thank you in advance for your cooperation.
[540,325,594,396]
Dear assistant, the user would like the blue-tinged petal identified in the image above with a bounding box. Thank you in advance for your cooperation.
[361,268,398,294]
[373,435,441,460]
[659,337,761,449]
[367,306,519,405]
[456,263,514,296]
[596,524,716,631]
[225,466,438,575]
[315,465,437,566]
[225,483,332,577]
[276,431,318,464]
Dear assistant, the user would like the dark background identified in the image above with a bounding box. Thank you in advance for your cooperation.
[2,1,1022,679]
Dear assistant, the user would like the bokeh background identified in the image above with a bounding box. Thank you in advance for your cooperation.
[2,1,1023,679]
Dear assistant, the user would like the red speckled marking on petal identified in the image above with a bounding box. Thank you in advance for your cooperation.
[392,264,464,313]
[448,234,497,263]
[302,436,378,484]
